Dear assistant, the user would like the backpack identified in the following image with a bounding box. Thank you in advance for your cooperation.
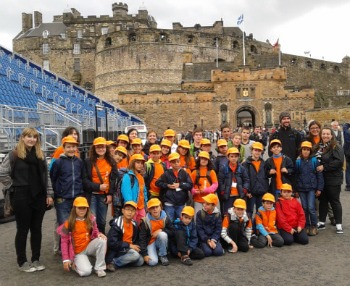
[1,151,17,218]
[194,169,212,188]
[113,168,134,217]
[295,157,317,174]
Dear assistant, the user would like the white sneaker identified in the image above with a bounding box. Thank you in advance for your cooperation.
[95,270,106,278]
[18,262,36,273]
[336,224,343,234]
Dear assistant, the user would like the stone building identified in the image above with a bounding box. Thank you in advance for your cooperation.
[13,3,350,133]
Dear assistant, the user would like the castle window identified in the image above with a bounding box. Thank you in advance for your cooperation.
[320,63,326,70]
[77,30,83,39]
[43,60,49,71]
[291,58,297,65]
[42,43,49,55]
[188,35,194,43]
[333,66,340,73]
[101,27,109,35]
[73,43,80,55]
[105,37,112,47]
[250,45,257,53]
[306,61,312,68]
[232,40,239,49]
[129,33,136,42]
[236,88,241,98]
[160,33,167,41]
[74,58,80,72]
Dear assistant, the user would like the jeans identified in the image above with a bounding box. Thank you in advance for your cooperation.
[90,194,108,234]
[299,191,318,227]
[163,205,184,222]
[55,198,74,225]
[319,184,342,224]
[74,238,107,276]
[113,249,144,267]
[201,241,224,257]
[247,195,263,218]
[146,232,168,266]
[279,229,309,245]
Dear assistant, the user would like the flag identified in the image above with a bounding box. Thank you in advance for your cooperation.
[273,38,279,48]
[304,51,310,55]
[237,14,244,25]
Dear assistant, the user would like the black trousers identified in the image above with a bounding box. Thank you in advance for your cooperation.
[173,230,205,259]
[13,187,46,266]
[227,223,249,252]
[319,184,342,224]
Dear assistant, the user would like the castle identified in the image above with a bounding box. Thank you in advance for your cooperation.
[13,3,350,133]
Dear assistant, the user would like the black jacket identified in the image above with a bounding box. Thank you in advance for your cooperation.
[320,144,344,186]
[242,157,269,196]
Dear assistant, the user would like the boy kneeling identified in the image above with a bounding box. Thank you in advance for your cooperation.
[105,201,144,271]
[171,206,205,265]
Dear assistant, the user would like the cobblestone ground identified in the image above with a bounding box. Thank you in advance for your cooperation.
[0,187,349,286]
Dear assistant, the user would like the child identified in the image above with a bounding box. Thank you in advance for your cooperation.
[115,146,128,169]
[105,201,144,271]
[116,135,130,168]
[171,206,205,265]
[121,154,148,224]
[265,139,294,199]
[200,138,216,163]
[130,138,147,160]
[220,122,233,148]
[213,139,228,173]
[217,147,250,215]
[106,140,117,159]
[191,151,218,216]
[276,184,308,245]
[221,199,252,253]
[250,193,284,248]
[295,141,324,236]
[160,139,172,169]
[57,197,107,278]
[50,136,85,226]
[144,144,166,199]
[177,139,196,174]
[231,132,245,163]
[156,152,193,222]
[241,126,255,160]
[139,198,174,266]
[242,142,269,218]
[163,129,178,153]
[189,128,203,159]
[196,194,224,257]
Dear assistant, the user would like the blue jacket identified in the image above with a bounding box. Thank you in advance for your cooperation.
[173,219,198,251]
[242,156,269,196]
[217,163,250,200]
[121,170,148,207]
[196,208,222,243]
[295,157,324,192]
[344,123,350,159]
[50,154,84,199]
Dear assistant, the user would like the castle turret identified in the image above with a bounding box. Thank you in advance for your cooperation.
[34,11,42,28]
[112,2,128,17]
[22,13,33,32]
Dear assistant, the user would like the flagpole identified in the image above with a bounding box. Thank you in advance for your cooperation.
[242,28,246,66]
[278,44,281,66]
[216,37,219,68]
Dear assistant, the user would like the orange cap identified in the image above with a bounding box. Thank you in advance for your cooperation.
[115,146,127,156]
[202,194,219,206]
[93,137,107,145]
[198,151,210,160]
[124,201,137,209]
[73,197,89,208]
[270,139,282,147]
[147,198,161,209]
[252,142,264,151]
[181,206,195,217]
[168,152,180,162]
[106,140,117,146]
[217,139,228,147]
[178,139,190,149]
[130,154,145,162]
[262,193,275,203]
[164,129,176,137]
[281,183,293,192]
[117,134,129,143]
[227,147,240,155]
[131,138,142,145]
[61,136,79,146]
[301,141,312,149]
[160,139,172,147]
[200,138,211,145]
[233,198,246,209]
[150,144,161,153]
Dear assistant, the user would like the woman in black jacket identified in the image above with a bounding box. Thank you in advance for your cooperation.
[315,127,344,234]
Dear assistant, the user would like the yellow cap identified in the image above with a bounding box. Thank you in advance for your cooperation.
[233,198,246,209]
[217,139,228,147]
[160,139,172,147]
[262,193,275,203]
[61,136,79,146]
[281,183,293,192]
[251,142,264,151]
[301,141,312,149]
[131,138,142,145]
[168,152,180,161]
[130,154,145,162]
[106,140,117,146]
[181,206,195,217]
[115,146,127,156]
[200,138,211,145]
[227,147,240,155]
[270,139,282,147]
[93,137,107,146]
[198,151,210,160]
[178,139,190,149]
[149,144,161,153]
[124,201,137,209]
[202,194,219,206]
[164,129,176,137]
[117,134,129,143]
[147,198,161,209]
[73,197,89,208]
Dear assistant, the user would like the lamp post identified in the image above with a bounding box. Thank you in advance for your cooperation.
[95,103,104,138]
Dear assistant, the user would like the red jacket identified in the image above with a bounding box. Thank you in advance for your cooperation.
[276,197,306,232]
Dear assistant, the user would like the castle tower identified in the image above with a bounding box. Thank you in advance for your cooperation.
[112,2,128,17]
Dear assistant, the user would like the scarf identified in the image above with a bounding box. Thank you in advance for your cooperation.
[315,142,330,162]
[24,148,45,198]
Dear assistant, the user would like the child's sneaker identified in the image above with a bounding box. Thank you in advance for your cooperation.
[106,263,116,272]
[18,262,36,273]
[159,255,169,266]
[317,222,325,230]
[336,224,343,234]
[181,255,193,266]
[227,245,234,253]
[309,226,318,236]
[32,261,45,271]
[95,270,106,277]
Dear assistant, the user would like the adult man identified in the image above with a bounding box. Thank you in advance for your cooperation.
[220,122,233,148]
[189,128,203,159]
[269,111,302,163]
[331,121,343,146]
[249,126,267,152]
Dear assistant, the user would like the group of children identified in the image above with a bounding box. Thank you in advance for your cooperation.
[51,127,325,278]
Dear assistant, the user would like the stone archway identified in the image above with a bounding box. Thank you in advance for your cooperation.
[236,106,256,127]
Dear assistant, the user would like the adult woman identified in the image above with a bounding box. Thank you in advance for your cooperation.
[315,128,344,234]
[143,130,158,156]
[306,120,322,147]
[0,127,53,272]
[83,137,117,234]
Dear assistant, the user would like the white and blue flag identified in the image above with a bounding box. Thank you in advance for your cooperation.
[237,14,244,25]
